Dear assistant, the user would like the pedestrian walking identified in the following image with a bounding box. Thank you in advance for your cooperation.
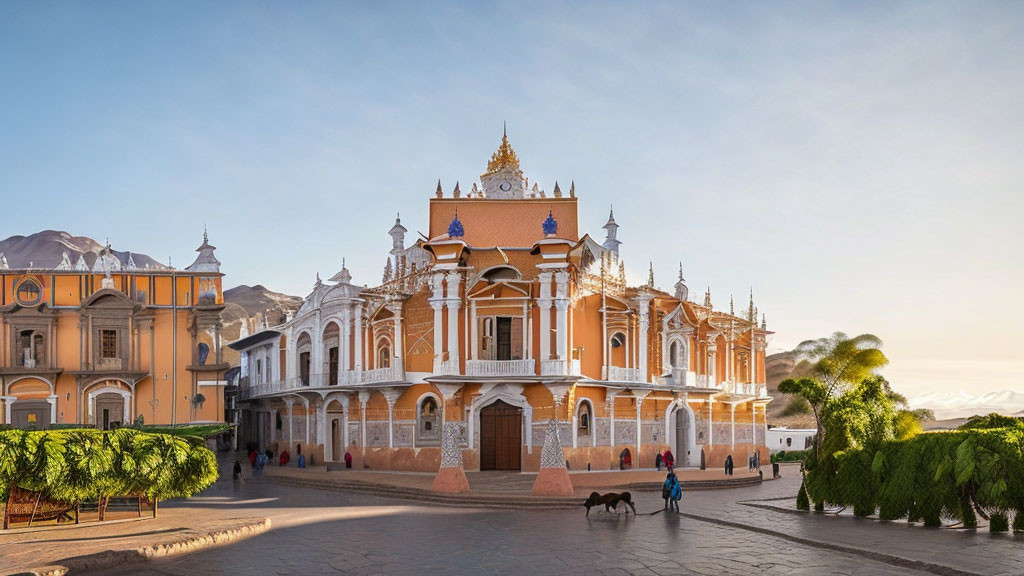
[724,454,734,476]
[655,451,663,471]
[279,448,290,467]
[662,472,682,512]
[232,460,243,481]
[663,448,675,472]
[297,444,306,469]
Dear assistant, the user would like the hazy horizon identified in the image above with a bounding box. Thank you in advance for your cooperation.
[2,2,1021,398]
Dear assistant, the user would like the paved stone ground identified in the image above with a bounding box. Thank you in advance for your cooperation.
[89,474,971,576]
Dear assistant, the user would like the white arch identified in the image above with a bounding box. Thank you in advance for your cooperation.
[3,376,57,425]
[468,384,533,461]
[87,385,132,426]
[322,391,350,462]
[572,396,597,449]
[665,399,698,467]
[476,264,522,282]
[414,392,442,447]
[5,375,54,395]
[667,335,689,370]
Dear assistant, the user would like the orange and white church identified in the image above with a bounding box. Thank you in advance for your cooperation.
[231,133,772,492]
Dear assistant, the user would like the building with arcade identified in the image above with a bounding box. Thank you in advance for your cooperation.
[232,133,772,475]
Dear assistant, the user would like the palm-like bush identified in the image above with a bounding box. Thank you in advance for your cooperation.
[0,429,219,505]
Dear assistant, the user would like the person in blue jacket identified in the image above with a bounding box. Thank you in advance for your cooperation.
[662,472,682,512]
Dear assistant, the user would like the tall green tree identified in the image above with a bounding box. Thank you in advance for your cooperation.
[779,332,889,460]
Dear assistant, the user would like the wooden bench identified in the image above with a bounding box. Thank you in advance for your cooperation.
[3,486,79,530]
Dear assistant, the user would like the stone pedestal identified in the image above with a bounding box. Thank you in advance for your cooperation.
[431,421,469,493]
[532,418,574,496]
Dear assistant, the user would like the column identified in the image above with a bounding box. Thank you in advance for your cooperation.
[302,397,311,447]
[340,305,351,375]
[270,408,278,444]
[358,391,370,453]
[635,394,644,458]
[285,398,294,448]
[354,303,363,374]
[752,404,757,446]
[554,271,569,362]
[607,396,615,449]
[430,273,445,371]
[521,302,528,360]
[636,292,653,383]
[538,272,552,361]
[445,271,461,368]
[390,300,404,371]
[708,400,714,448]
[469,301,478,360]
[601,293,608,379]
[382,388,402,449]
[730,404,736,449]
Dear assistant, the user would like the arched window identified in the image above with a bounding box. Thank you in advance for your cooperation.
[15,278,42,306]
[481,266,520,282]
[256,359,263,383]
[670,341,679,368]
[577,401,593,438]
[416,396,440,445]
[377,338,391,369]
[610,333,625,348]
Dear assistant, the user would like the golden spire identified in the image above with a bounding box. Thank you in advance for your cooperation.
[485,125,520,173]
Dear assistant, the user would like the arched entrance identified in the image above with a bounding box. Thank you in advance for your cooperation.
[479,400,522,471]
[95,392,126,430]
[331,419,341,461]
[675,404,694,467]
[11,399,50,429]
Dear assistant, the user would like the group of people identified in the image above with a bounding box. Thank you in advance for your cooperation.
[232,444,308,481]
[654,448,676,472]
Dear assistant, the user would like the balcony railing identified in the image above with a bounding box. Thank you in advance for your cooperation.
[604,365,639,382]
[466,359,535,377]
[239,365,407,399]
[433,359,460,376]
[540,359,581,377]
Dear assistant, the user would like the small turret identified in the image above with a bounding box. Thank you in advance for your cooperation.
[329,257,352,285]
[674,263,688,301]
[453,181,461,198]
[761,313,767,330]
[185,228,221,273]
[553,181,562,198]
[703,287,712,308]
[569,180,576,198]
[388,213,407,254]
[435,179,443,198]
[602,206,621,254]
[647,262,655,288]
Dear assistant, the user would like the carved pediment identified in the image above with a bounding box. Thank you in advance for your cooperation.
[82,288,136,309]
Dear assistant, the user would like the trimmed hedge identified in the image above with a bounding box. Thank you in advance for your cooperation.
[771,450,811,463]
[803,423,1024,531]
[0,428,219,504]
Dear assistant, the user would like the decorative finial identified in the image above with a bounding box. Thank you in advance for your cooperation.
[553,181,562,198]
[453,181,461,198]
[647,262,654,287]
[542,210,558,236]
[730,294,734,315]
[503,120,507,137]
[678,262,685,282]
[569,180,575,197]
[486,128,521,173]
[447,210,465,238]
[203,224,208,244]
[316,272,322,285]
[704,287,711,308]
[435,179,443,198]
[761,313,767,330]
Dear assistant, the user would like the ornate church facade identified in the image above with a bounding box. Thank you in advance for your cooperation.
[233,133,771,473]
[0,235,228,429]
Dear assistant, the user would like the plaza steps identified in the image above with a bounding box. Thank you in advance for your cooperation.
[260,473,582,509]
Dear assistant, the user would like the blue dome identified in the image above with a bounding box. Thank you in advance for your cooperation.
[448,212,465,238]
[542,210,558,236]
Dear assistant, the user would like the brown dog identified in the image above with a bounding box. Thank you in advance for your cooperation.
[584,491,637,516]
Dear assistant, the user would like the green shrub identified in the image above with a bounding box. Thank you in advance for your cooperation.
[990,513,1009,533]
[1013,511,1024,533]
[0,428,219,504]
[771,449,811,463]
[803,425,1024,530]
[796,481,810,510]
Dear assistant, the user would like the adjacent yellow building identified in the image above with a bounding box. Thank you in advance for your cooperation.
[0,234,227,428]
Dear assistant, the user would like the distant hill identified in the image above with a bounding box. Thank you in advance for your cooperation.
[220,284,303,365]
[908,390,1024,420]
[0,230,167,270]
[764,351,816,428]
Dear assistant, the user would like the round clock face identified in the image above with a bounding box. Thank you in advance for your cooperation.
[499,181,512,192]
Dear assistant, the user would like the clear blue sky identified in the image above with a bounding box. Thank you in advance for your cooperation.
[2,2,1022,396]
